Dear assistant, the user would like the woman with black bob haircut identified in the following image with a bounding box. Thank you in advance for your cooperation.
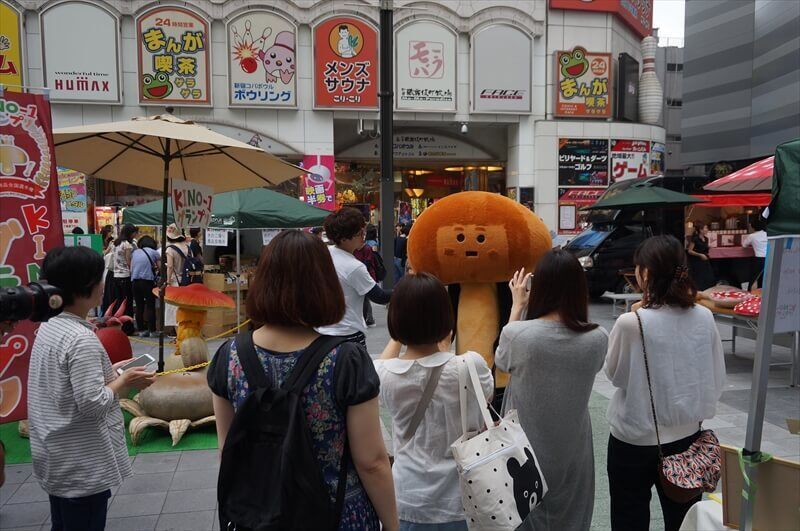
[376,273,493,530]
[605,235,725,530]
[208,230,398,531]
[29,247,154,530]
[495,250,608,530]
[317,207,392,349]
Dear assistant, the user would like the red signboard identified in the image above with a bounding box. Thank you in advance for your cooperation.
[0,91,64,422]
[549,0,653,39]
[299,155,336,210]
[558,188,605,235]
[313,16,378,109]
[426,175,464,188]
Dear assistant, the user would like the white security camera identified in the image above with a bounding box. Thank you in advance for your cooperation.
[460,123,468,135]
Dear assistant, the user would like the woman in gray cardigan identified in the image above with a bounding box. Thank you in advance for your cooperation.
[496,249,608,530]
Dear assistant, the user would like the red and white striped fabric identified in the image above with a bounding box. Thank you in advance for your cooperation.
[704,157,774,192]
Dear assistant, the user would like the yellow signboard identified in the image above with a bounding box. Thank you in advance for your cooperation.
[0,1,23,90]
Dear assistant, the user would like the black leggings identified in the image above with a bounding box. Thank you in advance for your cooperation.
[111,277,135,335]
[133,279,157,333]
[607,432,702,531]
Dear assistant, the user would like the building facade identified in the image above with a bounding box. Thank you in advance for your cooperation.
[1,0,664,235]
[682,0,800,175]
[655,43,684,175]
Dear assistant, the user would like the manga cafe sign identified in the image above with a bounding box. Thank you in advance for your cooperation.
[171,179,214,229]
[0,92,64,422]
[313,16,378,109]
[555,47,612,118]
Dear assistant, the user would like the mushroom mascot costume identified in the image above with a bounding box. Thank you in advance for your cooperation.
[407,192,551,405]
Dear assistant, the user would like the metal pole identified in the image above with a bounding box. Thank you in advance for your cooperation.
[740,238,784,530]
[379,0,396,288]
[235,229,241,328]
[157,138,171,372]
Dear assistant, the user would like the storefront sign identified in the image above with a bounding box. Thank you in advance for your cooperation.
[650,142,665,176]
[137,6,210,105]
[171,179,214,229]
[0,91,64,422]
[339,133,494,160]
[299,155,335,210]
[558,139,609,187]
[555,47,612,118]
[610,139,649,181]
[62,211,88,234]
[57,168,87,212]
[205,228,229,247]
[262,229,280,246]
[472,24,532,113]
[427,175,464,188]
[313,16,378,109]
[395,20,456,112]
[549,0,653,38]
[228,11,296,108]
[558,188,605,235]
[0,1,23,89]
[41,2,121,103]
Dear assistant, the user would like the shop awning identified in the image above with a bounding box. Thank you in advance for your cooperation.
[691,193,772,207]
[703,156,773,192]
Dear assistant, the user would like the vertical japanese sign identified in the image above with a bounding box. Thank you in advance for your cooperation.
[313,16,378,109]
[650,142,665,176]
[395,20,456,112]
[558,139,609,187]
[0,92,63,422]
[94,206,116,231]
[610,139,650,181]
[0,1,23,89]
[299,155,336,210]
[58,167,88,233]
[555,47,612,118]
[137,6,210,105]
[558,188,605,235]
[171,180,214,229]
[41,2,121,103]
[472,24,532,113]
[228,11,297,108]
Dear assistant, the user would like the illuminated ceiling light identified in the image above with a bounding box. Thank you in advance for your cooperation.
[444,166,464,172]
[465,166,477,170]
[405,188,425,198]
[410,170,432,176]
[486,165,503,172]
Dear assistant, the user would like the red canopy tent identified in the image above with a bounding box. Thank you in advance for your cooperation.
[691,193,772,207]
[704,156,773,191]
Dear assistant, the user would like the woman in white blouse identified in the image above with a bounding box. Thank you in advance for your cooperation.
[605,235,725,531]
[376,273,493,531]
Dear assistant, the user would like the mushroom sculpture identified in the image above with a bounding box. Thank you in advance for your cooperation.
[408,192,551,388]
[120,284,235,445]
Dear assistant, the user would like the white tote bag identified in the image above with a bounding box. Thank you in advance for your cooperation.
[451,355,548,530]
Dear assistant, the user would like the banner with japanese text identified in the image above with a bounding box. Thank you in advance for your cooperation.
[558,139,609,187]
[228,11,296,108]
[0,1,23,89]
[171,179,214,229]
[558,188,605,235]
[650,142,665,176]
[137,6,210,105]
[0,92,64,422]
[299,155,336,210]
[610,139,649,181]
[313,16,378,109]
[41,2,121,102]
[472,24,531,113]
[555,47,612,118]
[395,20,456,112]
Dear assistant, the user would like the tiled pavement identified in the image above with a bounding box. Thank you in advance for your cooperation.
[1,302,798,530]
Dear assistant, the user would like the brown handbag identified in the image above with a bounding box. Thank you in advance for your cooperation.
[634,311,723,503]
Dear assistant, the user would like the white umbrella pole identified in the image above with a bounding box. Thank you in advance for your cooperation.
[236,229,241,328]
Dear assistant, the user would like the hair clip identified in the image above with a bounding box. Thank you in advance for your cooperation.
[674,265,689,281]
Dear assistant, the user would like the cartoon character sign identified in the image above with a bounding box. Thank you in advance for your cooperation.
[408,192,551,390]
[228,12,297,107]
[555,46,612,118]
[314,16,378,108]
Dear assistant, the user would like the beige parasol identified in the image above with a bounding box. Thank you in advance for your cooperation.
[52,113,306,369]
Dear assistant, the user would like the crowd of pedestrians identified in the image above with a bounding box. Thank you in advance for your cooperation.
[17,205,727,531]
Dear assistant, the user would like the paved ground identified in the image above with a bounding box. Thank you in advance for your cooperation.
[2,301,798,530]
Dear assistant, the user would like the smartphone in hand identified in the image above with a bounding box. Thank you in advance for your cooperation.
[116,354,156,375]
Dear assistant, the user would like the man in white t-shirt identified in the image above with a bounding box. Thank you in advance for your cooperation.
[317,208,392,348]
[742,218,768,288]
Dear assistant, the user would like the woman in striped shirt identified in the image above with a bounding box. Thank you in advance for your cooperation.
[28,246,155,531]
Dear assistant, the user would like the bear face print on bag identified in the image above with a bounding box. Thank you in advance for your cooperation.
[507,447,545,521]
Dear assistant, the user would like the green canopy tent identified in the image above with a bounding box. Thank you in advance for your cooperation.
[123,188,330,325]
[582,184,706,211]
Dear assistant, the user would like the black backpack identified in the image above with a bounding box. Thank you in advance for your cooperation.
[168,245,203,286]
[217,332,351,531]
[372,251,387,282]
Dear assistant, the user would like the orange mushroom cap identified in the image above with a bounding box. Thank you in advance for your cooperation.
[154,284,236,311]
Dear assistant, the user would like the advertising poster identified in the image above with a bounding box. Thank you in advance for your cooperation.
[555,47,612,118]
[228,11,296,107]
[0,91,64,422]
[57,167,87,212]
[558,188,605,235]
[171,179,214,229]
[610,139,650,181]
[137,6,210,105]
[205,228,229,247]
[94,206,116,232]
[472,24,531,113]
[558,138,609,187]
[41,2,121,102]
[62,211,88,234]
[650,141,665,176]
[0,1,23,89]
[395,20,456,112]
[299,155,335,210]
[314,16,378,109]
